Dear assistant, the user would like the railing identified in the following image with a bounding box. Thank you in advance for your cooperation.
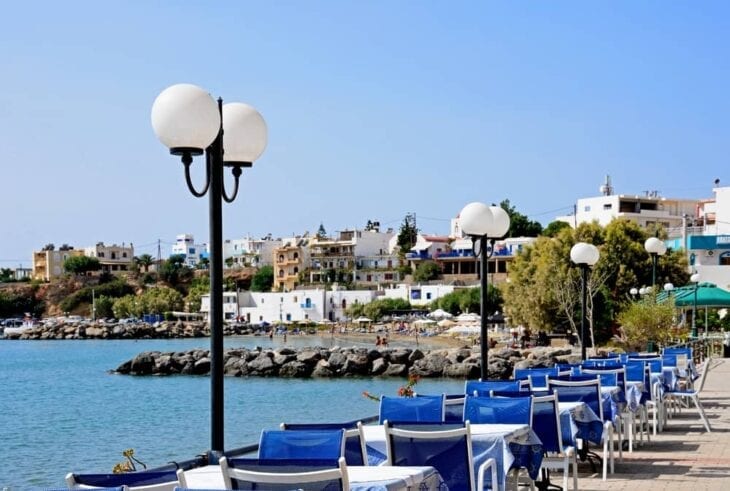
[663,334,726,365]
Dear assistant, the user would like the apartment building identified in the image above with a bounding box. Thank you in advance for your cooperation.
[32,247,85,281]
[84,242,134,275]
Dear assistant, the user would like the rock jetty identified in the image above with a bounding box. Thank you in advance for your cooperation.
[3,320,252,340]
[114,346,580,379]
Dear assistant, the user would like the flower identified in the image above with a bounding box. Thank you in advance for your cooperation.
[362,374,420,401]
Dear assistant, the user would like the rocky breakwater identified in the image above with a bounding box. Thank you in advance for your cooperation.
[4,320,249,340]
[114,346,581,379]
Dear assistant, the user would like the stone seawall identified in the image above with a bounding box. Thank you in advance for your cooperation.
[114,346,580,379]
[3,321,243,340]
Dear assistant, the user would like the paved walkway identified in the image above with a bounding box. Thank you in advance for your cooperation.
[575,357,730,490]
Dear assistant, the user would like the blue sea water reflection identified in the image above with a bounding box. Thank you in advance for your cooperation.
[0,336,463,488]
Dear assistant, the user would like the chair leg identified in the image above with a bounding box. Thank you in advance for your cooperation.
[572,454,578,491]
[692,395,712,433]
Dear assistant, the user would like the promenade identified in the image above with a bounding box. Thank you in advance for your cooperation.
[577,357,730,490]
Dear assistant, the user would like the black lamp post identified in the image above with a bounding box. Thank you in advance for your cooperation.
[152,84,267,461]
[690,272,700,338]
[645,237,667,289]
[570,242,600,360]
[458,202,510,380]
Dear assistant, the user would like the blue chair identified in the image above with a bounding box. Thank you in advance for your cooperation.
[464,395,532,424]
[662,354,678,367]
[280,421,367,466]
[219,456,348,491]
[465,380,521,396]
[384,421,497,491]
[55,487,124,491]
[663,347,692,360]
[65,469,186,490]
[444,394,466,423]
[514,367,559,390]
[532,394,578,491]
[379,394,444,423]
[548,377,615,481]
[259,429,345,461]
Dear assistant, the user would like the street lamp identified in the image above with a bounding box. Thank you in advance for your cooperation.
[151,83,267,460]
[630,287,639,299]
[644,237,667,289]
[690,272,701,337]
[459,202,510,379]
[570,242,600,360]
[664,282,675,295]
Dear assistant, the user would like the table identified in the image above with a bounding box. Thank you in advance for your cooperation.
[363,423,543,490]
[558,401,604,446]
[183,464,443,491]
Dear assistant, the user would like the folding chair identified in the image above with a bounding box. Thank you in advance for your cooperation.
[280,421,367,465]
[66,469,186,490]
[259,429,345,460]
[219,456,349,491]
[379,394,444,423]
[532,394,578,491]
[548,378,615,481]
[514,367,559,390]
[384,421,497,491]
[662,359,712,432]
[466,379,522,396]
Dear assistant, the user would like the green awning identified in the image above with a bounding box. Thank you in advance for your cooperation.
[658,282,730,307]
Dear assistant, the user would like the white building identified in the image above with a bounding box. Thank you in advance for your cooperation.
[199,282,457,323]
[171,234,208,268]
[84,242,135,275]
[223,235,282,268]
[555,176,697,232]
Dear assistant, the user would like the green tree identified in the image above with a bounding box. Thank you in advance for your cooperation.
[433,286,502,316]
[113,286,183,318]
[413,261,441,282]
[0,268,13,282]
[198,257,210,270]
[136,254,154,272]
[397,213,418,252]
[251,265,274,292]
[63,256,101,275]
[500,199,543,237]
[225,257,235,268]
[542,220,571,238]
[158,254,193,288]
[186,276,210,312]
[362,298,411,321]
[94,295,115,319]
[616,295,681,351]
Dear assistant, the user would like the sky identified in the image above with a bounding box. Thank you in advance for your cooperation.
[1,1,728,267]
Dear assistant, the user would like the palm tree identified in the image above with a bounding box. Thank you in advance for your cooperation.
[136,254,154,273]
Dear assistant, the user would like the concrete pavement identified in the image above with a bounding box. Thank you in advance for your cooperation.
[575,357,730,490]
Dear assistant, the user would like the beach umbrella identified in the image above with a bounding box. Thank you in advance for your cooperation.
[354,316,373,323]
[445,325,481,335]
[437,319,456,328]
[456,312,481,323]
[414,318,437,326]
[658,282,730,307]
[428,308,453,320]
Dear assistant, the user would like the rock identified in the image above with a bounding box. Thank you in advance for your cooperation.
[387,349,410,365]
[312,359,334,377]
[273,353,296,366]
[371,357,388,375]
[342,354,370,376]
[296,350,322,365]
[327,352,348,371]
[130,353,156,375]
[408,349,425,364]
[248,354,276,375]
[85,327,103,338]
[443,363,472,378]
[193,357,211,375]
[116,359,132,374]
[279,361,311,378]
[384,363,408,377]
[411,352,448,377]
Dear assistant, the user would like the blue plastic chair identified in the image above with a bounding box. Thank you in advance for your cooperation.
[548,377,614,480]
[514,367,559,390]
[662,354,678,367]
[444,394,466,422]
[259,429,345,460]
[219,456,348,491]
[379,394,444,423]
[280,421,367,465]
[65,469,186,490]
[464,395,532,424]
[532,394,578,491]
[465,380,521,395]
[663,347,692,359]
[384,421,497,491]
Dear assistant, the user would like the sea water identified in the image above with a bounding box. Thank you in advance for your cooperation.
[0,336,464,489]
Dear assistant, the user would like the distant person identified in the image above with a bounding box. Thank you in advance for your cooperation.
[269,330,273,340]
[382,335,389,347]
[375,335,382,346]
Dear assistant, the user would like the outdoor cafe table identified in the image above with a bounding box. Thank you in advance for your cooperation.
[558,401,604,447]
[183,463,444,491]
[362,423,543,490]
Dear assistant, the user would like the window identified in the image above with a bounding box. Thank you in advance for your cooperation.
[293,252,299,259]
[385,273,393,280]
[342,299,347,309]
[123,252,128,258]
[584,206,591,212]
[189,248,195,254]
[111,252,117,259]
[278,269,284,277]
[603,203,612,210]
[426,292,432,300]
[293,296,298,303]
[98,252,105,258]
[294,267,299,274]
[279,255,284,262]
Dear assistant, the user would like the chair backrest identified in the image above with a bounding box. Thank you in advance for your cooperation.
[463,395,532,425]
[379,394,444,423]
[663,347,692,359]
[675,353,689,371]
[625,361,645,382]
[384,421,474,491]
[583,359,622,368]
[259,429,346,461]
[644,358,663,374]
[66,470,186,491]
[548,378,603,421]
[662,354,678,367]
[531,394,566,454]
[514,367,559,391]
[444,394,466,423]
[280,421,366,466]
[582,367,625,391]
[219,456,348,491]
[465,380,521,395]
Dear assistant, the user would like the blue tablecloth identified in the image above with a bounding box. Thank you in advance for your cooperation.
[348,466,445,491]
[559,401,604,446]
[362,423,543,490]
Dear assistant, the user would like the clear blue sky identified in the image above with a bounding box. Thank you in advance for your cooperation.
[1,1,728,267]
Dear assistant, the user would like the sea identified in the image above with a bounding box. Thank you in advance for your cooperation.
[0,335,464,489]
